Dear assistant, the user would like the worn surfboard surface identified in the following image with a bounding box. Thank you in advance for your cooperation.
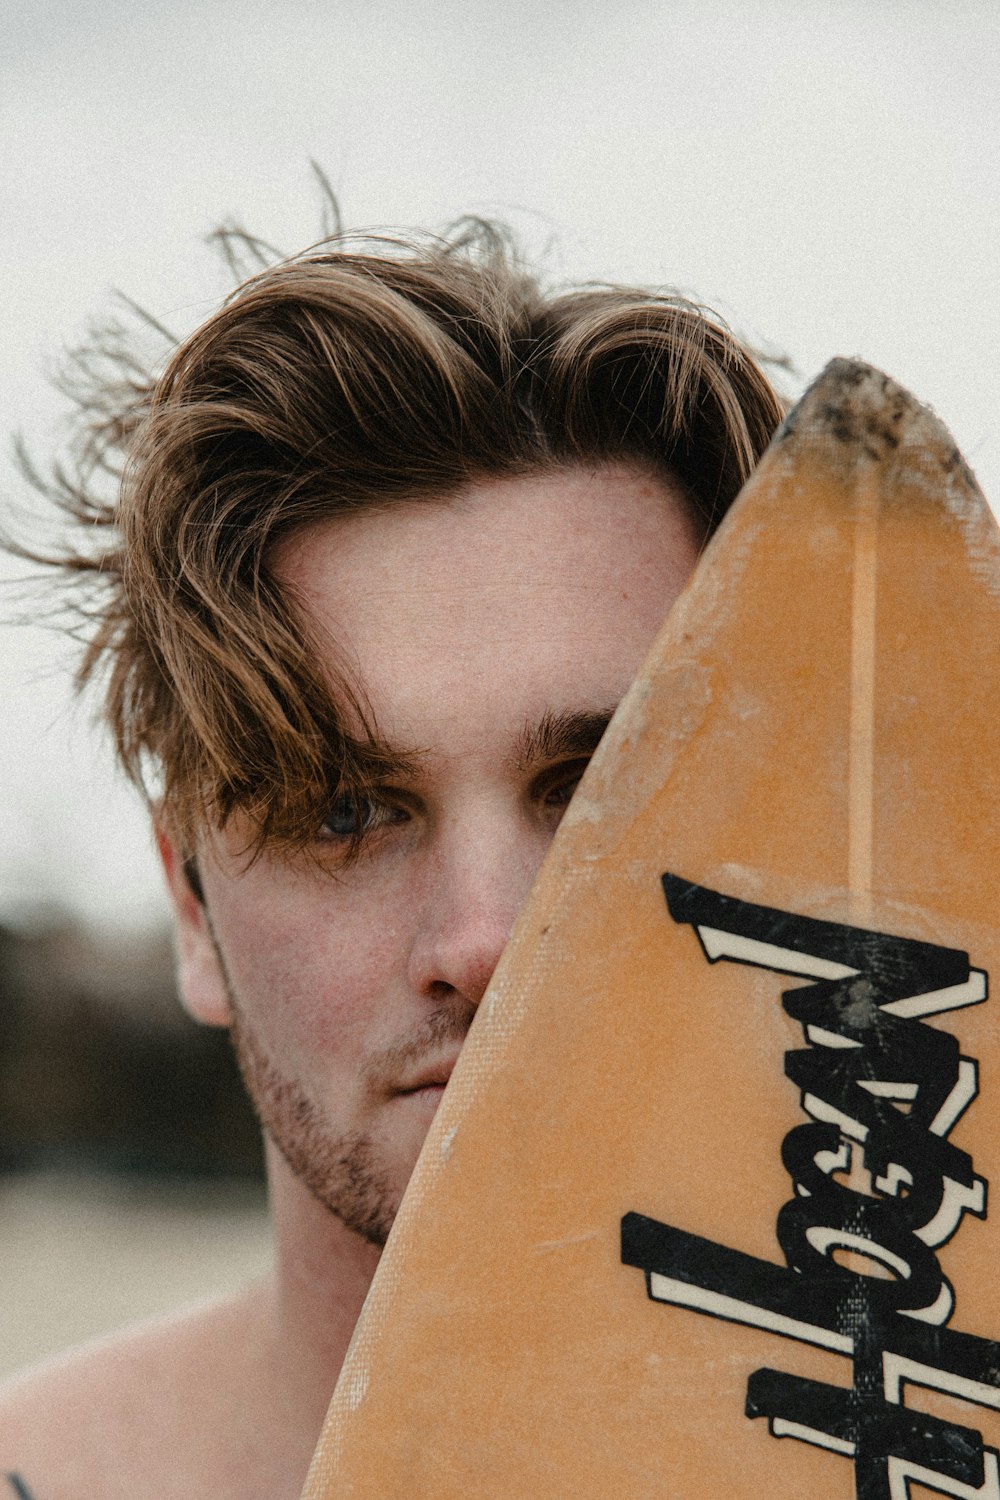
[302,361,1000,1500]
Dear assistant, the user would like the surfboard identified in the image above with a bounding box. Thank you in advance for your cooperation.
[302,360,1000,1500]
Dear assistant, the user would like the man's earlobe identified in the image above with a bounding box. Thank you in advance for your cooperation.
[156,828,232,1029]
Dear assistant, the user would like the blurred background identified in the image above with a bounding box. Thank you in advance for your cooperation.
[1,0,998,1380]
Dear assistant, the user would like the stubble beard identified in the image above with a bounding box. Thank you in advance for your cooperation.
[220,960,474,1250]
[229,1006,401,1248]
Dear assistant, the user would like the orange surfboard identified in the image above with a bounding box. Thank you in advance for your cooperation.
[303,361,1000,1500]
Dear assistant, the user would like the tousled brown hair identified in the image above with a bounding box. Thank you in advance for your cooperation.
[26,219,786,859]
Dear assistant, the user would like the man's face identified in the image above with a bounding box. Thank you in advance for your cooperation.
[171,464,701,1245]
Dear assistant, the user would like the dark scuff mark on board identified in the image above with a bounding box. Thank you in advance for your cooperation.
[772,358,978,486]
[5,1475,37,1500]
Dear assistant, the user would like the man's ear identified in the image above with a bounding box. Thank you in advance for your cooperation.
[157,826,232,1028]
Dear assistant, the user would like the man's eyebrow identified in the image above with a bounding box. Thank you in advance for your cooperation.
[514,708,617,772]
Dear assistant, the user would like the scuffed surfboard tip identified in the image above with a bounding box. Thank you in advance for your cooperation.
[769,358,985,514]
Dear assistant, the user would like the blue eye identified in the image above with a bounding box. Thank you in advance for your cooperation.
[320,793,378,840]
[318,791,407,844]
[538,759,589,812]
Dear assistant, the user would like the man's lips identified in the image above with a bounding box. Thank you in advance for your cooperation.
[394,1053,460,1096]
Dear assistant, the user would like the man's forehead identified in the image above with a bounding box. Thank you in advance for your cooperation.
[270,465,696,626]
[265,463,698,762]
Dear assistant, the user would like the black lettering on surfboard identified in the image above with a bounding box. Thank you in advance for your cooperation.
[623,874,999,1500]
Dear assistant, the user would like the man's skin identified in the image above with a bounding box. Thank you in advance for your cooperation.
[0,463,701,1499]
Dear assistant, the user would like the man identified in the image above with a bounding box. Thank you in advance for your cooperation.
[0,219,784,1498]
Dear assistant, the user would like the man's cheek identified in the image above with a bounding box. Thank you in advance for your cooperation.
[238,940,386,1060]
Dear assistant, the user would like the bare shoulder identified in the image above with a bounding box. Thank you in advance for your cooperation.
[0,1284,271,1500]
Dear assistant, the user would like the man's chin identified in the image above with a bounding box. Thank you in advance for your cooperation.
[292,1127,403,1250]
[325,1097,448,1247]
[273,1109,436,1250]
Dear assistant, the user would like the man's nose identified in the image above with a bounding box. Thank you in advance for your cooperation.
[406,816,544,1010]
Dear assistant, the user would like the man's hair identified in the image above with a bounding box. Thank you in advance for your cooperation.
[28,219,786,859]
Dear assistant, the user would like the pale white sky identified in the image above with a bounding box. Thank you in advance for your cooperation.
[1,0,998,929]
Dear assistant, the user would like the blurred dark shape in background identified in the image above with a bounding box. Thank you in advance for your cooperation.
[0,918,263,1180]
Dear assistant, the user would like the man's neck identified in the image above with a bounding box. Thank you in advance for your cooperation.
[261,1139,383,1460]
